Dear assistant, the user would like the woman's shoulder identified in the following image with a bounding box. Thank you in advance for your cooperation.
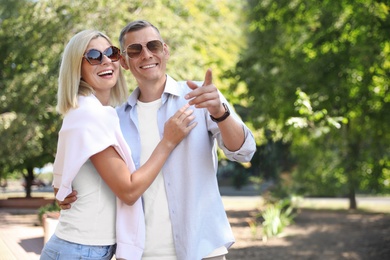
[63,95,118,129]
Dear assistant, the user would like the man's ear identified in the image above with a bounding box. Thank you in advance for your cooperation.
[163,43,170,58]
[120,56,129,70]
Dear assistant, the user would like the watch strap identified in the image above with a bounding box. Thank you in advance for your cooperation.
[210,103,230,123]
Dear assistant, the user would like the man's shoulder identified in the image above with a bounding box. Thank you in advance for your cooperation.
[168,76,202,88]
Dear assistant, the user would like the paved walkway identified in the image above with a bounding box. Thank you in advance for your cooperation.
[1,191,386,259]
[0,208,42,260]
[0,184,261,260]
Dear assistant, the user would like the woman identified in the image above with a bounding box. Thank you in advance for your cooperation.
[40,30,196,260]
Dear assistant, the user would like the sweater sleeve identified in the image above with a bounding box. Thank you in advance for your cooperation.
[53,102,120,201]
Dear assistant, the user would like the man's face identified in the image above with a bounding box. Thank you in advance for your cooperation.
[121,26,169,86]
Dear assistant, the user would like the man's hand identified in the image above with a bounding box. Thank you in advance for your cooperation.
[54,189,77,210]
[186,68,246,151]
[185,68,225,118]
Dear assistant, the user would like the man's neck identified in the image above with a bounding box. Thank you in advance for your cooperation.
[137,76,167,102]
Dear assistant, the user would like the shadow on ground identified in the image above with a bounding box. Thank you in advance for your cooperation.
[20,237,43,254]
[226,209,390,260]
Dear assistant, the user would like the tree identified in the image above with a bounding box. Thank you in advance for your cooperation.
[235,0,390,208]
[0,0,248,197]
[0,0,62,197]
[0,0,127,197]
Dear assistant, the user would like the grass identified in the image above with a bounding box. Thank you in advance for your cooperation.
[1,185,389,214]
[221,196,390,214]
[298,197,390,214]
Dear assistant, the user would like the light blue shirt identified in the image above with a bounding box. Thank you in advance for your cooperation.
[116,75,256,260]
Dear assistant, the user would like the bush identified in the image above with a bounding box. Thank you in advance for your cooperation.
[38,201,60,224]
[261,197,299,242]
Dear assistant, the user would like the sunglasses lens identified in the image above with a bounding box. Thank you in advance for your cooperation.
[126,40,163,59]
[85,50,102,65]
[84,46,120,65]
[147,40,163,53]
[104,46,120,62]
[126,44,143,59]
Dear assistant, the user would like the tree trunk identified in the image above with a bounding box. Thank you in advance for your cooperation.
[348,182,357,209]
[24,167,35,198]
[343,122,359,210]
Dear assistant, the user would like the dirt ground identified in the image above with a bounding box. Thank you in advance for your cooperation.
[225,207,390,260]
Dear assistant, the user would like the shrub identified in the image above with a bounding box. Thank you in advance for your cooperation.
[261,197,298,241]
[38,201,60,224]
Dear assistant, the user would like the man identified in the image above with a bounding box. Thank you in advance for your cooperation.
[117,20,256,260]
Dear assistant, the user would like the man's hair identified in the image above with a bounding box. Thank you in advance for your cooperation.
[57,29,128,115]
[119,20,162,51]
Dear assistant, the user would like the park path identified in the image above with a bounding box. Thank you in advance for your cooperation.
[1,184,389,260]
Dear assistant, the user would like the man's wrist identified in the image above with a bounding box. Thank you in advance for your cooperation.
[210,103,230,123]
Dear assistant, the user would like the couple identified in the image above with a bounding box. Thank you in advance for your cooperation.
[40,20,256,260]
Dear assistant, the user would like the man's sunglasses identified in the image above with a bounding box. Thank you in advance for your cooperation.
[83,46,121,65]
[122,40,164,59]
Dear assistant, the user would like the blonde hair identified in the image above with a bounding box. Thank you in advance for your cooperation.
[57,29,128,115]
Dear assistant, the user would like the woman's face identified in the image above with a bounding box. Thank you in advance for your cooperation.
[81,37,120,104]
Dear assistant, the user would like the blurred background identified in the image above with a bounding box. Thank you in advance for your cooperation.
[0,0,390,260]
[1,0,389,208]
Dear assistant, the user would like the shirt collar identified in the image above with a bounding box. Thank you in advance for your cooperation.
[124,74,180,110]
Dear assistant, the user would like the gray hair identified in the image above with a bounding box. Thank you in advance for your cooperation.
[119,20,162,51]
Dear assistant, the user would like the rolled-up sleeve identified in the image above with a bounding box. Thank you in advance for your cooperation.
[219,125,256,162]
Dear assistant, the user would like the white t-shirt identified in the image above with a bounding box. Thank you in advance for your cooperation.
[138,99,177,259]
[53,95,145,259]
[137,99,227,259]
[55,159,116,245]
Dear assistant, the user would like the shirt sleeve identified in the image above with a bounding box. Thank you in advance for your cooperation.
[209,93,257,163]
[219,125,256,162]
[53,104,120,201]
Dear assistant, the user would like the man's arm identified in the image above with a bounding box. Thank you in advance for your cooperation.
[54,188,77,209]
[185,68,245,151]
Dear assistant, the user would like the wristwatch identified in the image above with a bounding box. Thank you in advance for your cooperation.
[210,103,230,123]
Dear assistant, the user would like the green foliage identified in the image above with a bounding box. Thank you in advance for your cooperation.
[231,164,249,190]
[0,0,249,196]
[217,160,251,189]
[257,183,301,241]
[38,201,60,224]
[236,0,390,204]
[261,197,298,242]
[0,0,63,185]
[120,0,246,95]
[286,89,347,136]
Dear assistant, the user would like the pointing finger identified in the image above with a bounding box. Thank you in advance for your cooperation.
[202,68,213,87]
[185,68,213,100]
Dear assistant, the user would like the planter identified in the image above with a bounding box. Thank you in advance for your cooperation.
[42,211,60,244]
[0,197,55,209]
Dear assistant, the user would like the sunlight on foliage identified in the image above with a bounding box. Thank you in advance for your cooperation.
[286,88,347,136]
[261,196,300,242]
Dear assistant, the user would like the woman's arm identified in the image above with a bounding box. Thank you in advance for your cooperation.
[90,104,196,205]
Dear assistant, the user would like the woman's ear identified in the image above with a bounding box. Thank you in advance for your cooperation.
[120,56,129,70]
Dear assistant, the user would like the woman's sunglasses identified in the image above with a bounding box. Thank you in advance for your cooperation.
[122,40,164,59]
[83,46,121,65]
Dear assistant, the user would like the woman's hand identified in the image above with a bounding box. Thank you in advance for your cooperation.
[162,103,197,149]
